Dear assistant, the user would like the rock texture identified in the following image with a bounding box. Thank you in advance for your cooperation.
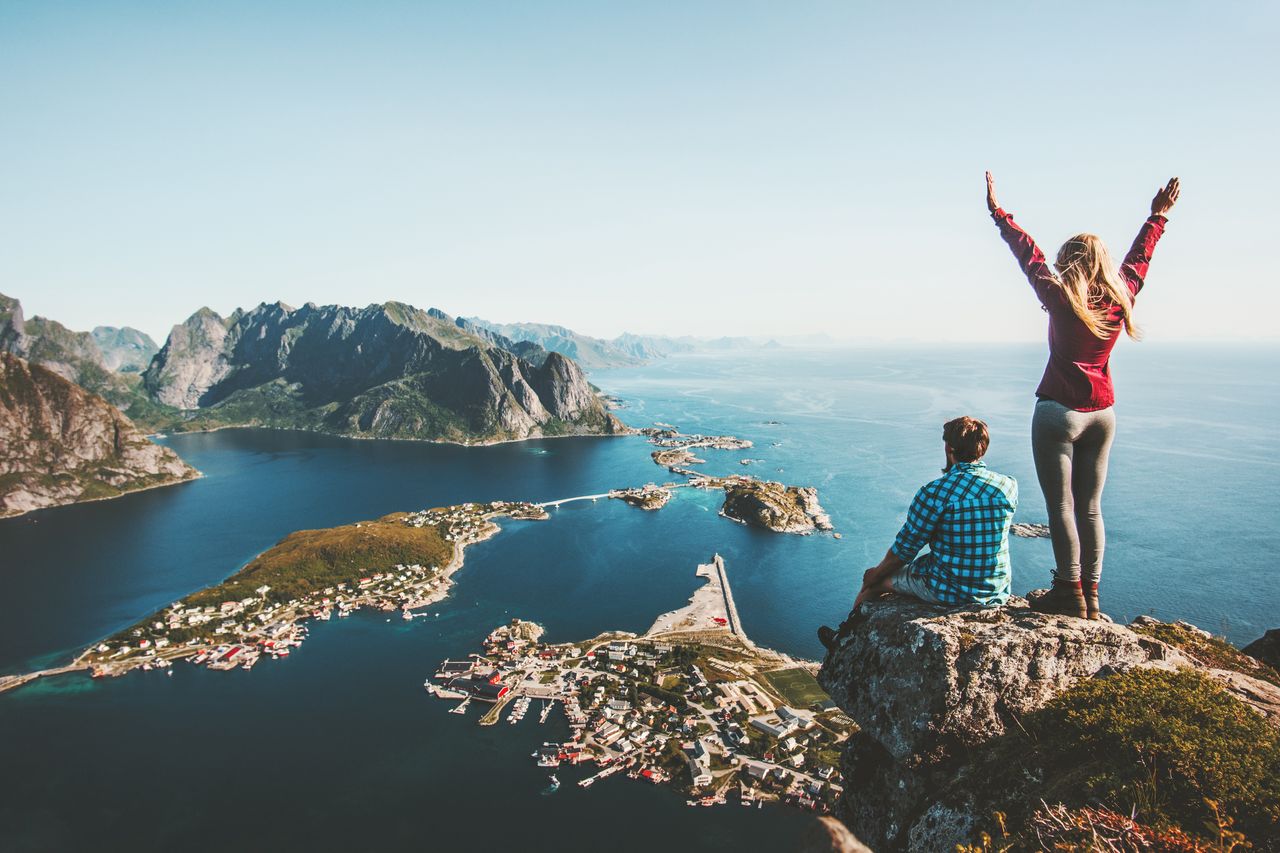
[91,326,159,373]
[0,353,198,517]
[1244,629,1280,671]
[720,480,833,533]
[142,301,625,443]
[816,596,1280,851]
[797,817,874,853]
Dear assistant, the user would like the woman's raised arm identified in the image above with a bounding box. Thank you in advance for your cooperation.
[1122,177,1180,295]
[986,171,1059,306]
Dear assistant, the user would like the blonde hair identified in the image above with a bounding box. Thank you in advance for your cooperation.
[1052,234,1141,340]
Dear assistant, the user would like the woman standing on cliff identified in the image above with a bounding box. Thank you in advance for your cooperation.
[986,172,1180,619]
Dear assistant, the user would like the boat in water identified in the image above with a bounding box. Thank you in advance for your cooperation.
[541,774,560,795]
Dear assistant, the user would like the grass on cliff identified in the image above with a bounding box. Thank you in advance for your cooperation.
[183,513,453,609]
[972,668,1280,847]
[1130,621,1280,688]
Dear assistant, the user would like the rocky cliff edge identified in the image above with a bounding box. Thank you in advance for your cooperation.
[817,596,1280,851]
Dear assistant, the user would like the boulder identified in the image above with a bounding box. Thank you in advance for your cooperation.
[816,596,1280,851]
[1244,628,1280,671]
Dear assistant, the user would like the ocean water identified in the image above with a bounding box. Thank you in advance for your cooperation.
[1,345,1276,851]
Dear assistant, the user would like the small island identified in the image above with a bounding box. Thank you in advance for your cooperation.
[638,424,834,535]
[720,481,833,534]
[643,427,752,473]
[425,555,855,812]
[610,484,673,510]
[651,448,705,468]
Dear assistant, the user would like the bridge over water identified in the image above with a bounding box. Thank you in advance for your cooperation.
[535,493,613,508]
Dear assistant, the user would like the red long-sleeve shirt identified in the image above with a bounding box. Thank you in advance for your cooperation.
[992,207,1167,411]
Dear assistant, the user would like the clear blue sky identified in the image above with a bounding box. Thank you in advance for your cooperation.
[2,1,1276,344]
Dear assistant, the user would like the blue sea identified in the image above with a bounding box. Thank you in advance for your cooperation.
[1,345,1276,851]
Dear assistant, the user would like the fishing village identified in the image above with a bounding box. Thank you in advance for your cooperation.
[425,554,855,813]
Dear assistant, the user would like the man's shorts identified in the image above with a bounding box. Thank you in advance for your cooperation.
[889,559,951,606]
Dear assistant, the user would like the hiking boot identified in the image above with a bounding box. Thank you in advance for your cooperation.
[817,625,838,651]
[1030,580,1088,619]
[1084,583,1101,620]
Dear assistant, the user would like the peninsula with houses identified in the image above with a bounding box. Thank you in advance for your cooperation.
[425,555,856,814]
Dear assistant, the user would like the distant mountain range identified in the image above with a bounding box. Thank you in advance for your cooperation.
[462,318,791,370]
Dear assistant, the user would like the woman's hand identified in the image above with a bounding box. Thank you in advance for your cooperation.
[1151,176,1181,217]
[985,171,999,213]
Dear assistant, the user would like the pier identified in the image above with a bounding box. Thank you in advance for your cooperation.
[644,553,756,647]
[0,664,87,695]
[479,692,516,725]
[710,553,753,649]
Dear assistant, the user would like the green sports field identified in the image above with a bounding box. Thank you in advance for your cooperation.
[761,667,829,708]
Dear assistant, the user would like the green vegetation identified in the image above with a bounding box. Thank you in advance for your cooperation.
[969,668,1280,847]
[1131,621,1280,687]
[183,513,453,608]
[151,381,330,435]
[761,667,829,709]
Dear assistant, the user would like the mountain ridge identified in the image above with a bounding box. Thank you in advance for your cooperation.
[142,300,625,443]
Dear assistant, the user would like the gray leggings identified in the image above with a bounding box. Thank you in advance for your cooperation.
[1031,398,1117,585]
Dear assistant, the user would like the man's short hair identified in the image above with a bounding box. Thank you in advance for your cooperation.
[943,416,989,461]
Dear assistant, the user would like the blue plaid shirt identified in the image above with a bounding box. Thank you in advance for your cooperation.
[891,461,1018,606]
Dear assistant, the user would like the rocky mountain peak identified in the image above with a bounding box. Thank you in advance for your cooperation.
[91,326,160,373]
[529,351,595,419]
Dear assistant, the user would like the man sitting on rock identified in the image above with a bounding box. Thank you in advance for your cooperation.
[819,416,1018,650]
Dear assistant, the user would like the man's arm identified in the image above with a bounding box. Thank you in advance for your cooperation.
[1122,177,1180,295]
[855,485,941,606]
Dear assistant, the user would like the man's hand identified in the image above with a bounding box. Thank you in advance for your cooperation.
[1151,176,1181,217]
[985,171,999,213]
[853,567,880,609]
